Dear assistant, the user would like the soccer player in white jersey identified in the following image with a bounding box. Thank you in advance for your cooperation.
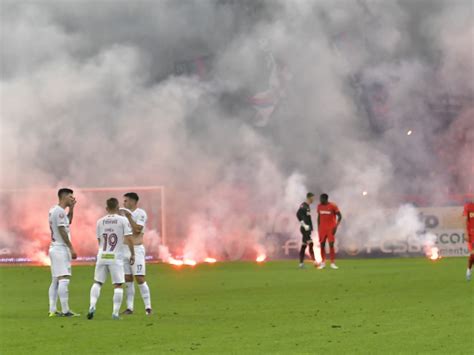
[120,192,153,315]
[48,188,79,317]
[87,198,135,320]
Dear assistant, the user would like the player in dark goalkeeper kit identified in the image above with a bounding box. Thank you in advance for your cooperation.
[296,192,316,268]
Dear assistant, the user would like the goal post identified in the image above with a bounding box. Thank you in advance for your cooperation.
[78,185,167,246]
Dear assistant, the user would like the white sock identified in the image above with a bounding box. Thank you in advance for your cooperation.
[126,282,135,310]
[113,288,124,316]
[58,279,70,313]
[138,282,152,309]
[89,283,102,310]
[48,277,59,313]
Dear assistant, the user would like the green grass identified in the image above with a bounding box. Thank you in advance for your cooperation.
[0,258,472,354]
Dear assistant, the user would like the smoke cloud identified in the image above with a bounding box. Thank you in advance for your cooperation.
[0,0,472,261]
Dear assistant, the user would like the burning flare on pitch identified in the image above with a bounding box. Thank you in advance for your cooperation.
[34,251,51,266]
[314,245,323,264]
[427,246,441,261]
[204,257,217,263]
[168,257,184,266]
[256,254,266,263]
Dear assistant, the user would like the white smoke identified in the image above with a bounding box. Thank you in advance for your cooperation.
[0,0,472,261]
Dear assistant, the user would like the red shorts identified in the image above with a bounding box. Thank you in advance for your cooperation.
[319,227,336,243]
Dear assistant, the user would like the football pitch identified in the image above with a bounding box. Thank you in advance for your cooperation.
[0,258,472,354]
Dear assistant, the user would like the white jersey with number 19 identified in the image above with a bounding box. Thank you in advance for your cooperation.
[96,214,132,262]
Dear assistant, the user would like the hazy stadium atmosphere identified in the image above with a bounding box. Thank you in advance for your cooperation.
[0,0,473,354]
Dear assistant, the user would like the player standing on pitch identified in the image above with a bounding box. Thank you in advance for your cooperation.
[87,198,135,320]
[296,192,317,268]
[48,188,79,317]
[120,192,153,315]
[317,193,342,270]
[463,200,474,281]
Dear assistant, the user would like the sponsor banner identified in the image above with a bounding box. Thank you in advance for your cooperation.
[268,206,469,259]
[0,201,468,263]
[419,206,467,257]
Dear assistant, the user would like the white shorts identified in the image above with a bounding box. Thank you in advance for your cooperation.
[123,245,146,276]
[49,245,71,277]
[94,258,125,284]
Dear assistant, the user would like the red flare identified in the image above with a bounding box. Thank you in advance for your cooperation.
[314,245,323,264]
[256,254,266,263]
[168,257,184,266]
[428,247,441,261]
[35,251,51,266]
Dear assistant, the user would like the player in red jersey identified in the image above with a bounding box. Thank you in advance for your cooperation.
[463,201,474,281]
[317,193,342,269]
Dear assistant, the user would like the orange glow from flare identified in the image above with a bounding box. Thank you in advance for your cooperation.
[314,245,323,264]
[168,257,184,266]
[256,254,266,263]
[167,256,197,267]
[204,257,217,263]
[184,259,197,266]
[35,251,51,266]
[428,247,441,261]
